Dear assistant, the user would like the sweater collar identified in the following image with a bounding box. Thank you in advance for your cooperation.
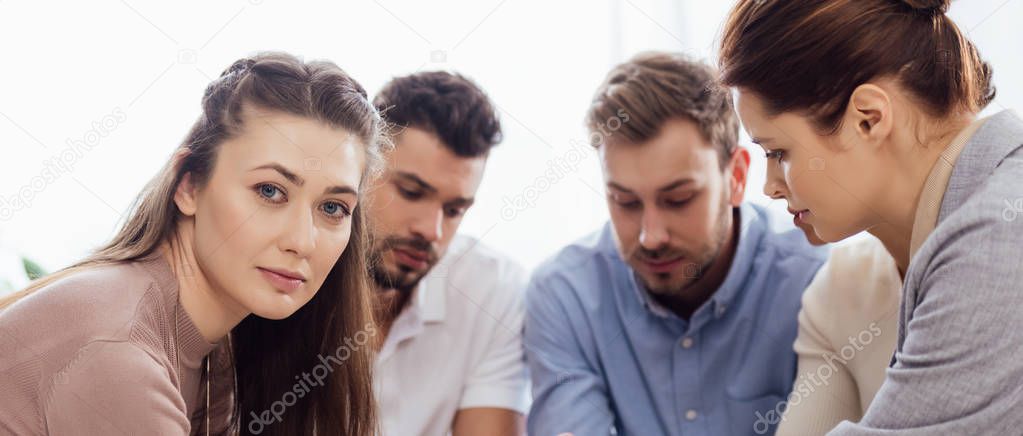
[138,250,219,370]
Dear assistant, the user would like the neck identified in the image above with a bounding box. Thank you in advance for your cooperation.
[868,113,976,272]
[164,221,250,343]
[867,223,909,278]
[373,284,413,341]
[653,208,739,320]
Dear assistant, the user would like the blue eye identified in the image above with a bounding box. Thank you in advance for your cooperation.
[321,201,351,220]
[256,183,285,203]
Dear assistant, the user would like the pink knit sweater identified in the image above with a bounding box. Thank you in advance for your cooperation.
[0,252,233,435]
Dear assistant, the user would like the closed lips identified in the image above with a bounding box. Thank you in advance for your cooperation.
[259,267,306,282]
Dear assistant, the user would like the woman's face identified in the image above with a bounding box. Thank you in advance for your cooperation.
[178,108,366,320]
[734,90,888,243]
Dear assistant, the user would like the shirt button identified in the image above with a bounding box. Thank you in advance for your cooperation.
[680,337,694,348]
[685,409,698,421]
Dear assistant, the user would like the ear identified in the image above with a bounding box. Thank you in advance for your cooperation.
[173,169,200,217]
[844,83,893,147]
[726,147,751,207]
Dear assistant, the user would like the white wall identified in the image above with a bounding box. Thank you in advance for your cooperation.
[1,0,1020,279]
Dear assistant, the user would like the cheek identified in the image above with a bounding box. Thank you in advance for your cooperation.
[608,210,640,250]
[668,198,716,245]
[782,164,809,199]
[309,224,353,287]
[781,154,827,205]
[437,218,460,248]
[194,186,265,265]
[368,192,403,233]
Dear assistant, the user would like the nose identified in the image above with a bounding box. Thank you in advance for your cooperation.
[638,210,669,251]
[763,161,788,200]
[280,207,316,258]
[410,206,444,243]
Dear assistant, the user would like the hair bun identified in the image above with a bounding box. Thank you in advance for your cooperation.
[900,0,951,15]
[220,58,256,78]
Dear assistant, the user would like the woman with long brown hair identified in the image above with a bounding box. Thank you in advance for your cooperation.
[0,51,382,435]
[720,0,1023,433]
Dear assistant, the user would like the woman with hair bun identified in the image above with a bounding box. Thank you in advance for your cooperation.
[720,0,1023,434]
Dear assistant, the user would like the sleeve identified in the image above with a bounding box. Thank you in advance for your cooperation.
[45,341,190,435]
[776,262,862,436]
[829,213,1023,435]
[524,276,615,436]
[458,262,530,414]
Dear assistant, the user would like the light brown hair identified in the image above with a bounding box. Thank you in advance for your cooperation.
[586,51,739,168]
[719,0,995,133]
[0,52,383,436]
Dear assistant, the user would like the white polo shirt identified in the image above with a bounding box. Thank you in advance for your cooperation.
[374,234,529,436]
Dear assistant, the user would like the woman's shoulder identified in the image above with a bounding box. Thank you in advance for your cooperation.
[0,258,176,360]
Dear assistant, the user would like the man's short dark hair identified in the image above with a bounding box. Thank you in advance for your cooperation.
[373,71,502,158]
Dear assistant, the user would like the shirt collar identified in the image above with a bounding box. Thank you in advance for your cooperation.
[415,275,446,323]
[376,278,445,364]
[909,116,989,260]
[620,203,764,320]
[710,202,762,313]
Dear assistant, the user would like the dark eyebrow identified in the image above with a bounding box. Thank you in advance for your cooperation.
[394,171,474,207]
[751,137,774,146]
[446,197,475,209]
[253,162,357,197]
[607,182,634,194]
[325,186,358,196]
[657,178,695,192]
[393,171,437,194]
[607,179,695,194]
[253,163,304,186]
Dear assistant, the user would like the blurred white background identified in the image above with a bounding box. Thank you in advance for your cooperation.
[1,0,1021,290]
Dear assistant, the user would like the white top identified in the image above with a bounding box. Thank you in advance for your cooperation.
[776,236,902,435]
[374,234,529,436]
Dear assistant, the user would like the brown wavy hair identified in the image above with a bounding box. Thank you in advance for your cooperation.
[0,51,383,436]
[718,0,995,134]
[586,51,738,168]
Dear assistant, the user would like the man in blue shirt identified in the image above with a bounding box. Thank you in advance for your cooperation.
[524,52,828,436]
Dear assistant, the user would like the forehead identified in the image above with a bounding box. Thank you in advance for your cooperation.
[220,108,366,189]
[600,117,718,190]
[736,90,830,150]
[734,90,772,134]
[387,127,487,192]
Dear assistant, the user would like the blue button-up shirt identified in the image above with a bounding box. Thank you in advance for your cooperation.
[525,202,828,436]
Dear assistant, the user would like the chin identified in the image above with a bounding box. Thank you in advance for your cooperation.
[245,292,308,320]
[636,271,693,294]
[811,222,858,244]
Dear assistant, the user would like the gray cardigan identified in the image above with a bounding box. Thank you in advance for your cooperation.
[831,109,1023,435]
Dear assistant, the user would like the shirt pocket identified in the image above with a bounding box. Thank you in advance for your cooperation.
[722,392,787,436]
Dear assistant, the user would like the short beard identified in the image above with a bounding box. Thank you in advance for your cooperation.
[368,236,437,294]
[370,263,422,295]
[638,199,734,297]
